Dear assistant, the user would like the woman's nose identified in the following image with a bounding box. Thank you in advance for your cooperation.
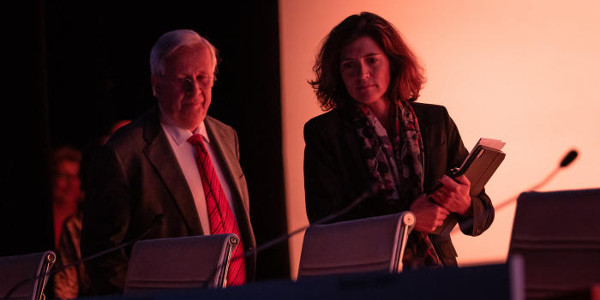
[358,62,370,79]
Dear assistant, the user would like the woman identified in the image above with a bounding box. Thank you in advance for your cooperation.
[304,12,494,268]
[51,146,84,250]
[53,121,131,299]
[50,146,88,299]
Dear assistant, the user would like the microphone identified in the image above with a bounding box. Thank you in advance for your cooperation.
[508,148,578,200]
[451,148,579,235]
[73,214,164,266]
[2,214,164,300]
[210,184,379,285]
[248,183,378,254]
[560,150,578,168]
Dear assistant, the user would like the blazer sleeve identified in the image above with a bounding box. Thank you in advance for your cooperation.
[80,145,131,294]
[303,120,344,224]
[443,107,495,236]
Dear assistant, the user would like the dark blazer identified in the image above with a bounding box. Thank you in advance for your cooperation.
[303,102,494,266]
[81,106,255,294]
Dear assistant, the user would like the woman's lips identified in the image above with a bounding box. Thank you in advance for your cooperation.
[357,84,375,90]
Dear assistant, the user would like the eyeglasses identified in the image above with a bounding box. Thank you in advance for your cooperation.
[182,75,216,89]
[162,74,216,89]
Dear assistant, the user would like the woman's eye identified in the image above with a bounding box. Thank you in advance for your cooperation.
[367,57,379,64]
[341,62,354,70]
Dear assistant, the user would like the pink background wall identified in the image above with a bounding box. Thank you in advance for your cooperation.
[279,0,600,278]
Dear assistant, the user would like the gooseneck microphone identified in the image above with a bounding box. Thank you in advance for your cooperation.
[209,184,380,284]
[494,148,579,212]
[451,148,579,236]
[246,183,379,257]
[560,149,578,168]
[523,149,579,194]
[7,184,375,298]
[2,214,164,300]
[67,214,164,268]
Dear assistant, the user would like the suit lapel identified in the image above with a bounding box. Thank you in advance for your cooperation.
[204,117,246,213]
[205,117,256,275]
[142,108,203,235]
[338,110,374,198]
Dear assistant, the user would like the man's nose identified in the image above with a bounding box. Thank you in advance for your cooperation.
[184,78,202,95]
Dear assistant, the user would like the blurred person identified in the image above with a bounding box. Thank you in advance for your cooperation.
[53,204,88,299]
[80,29,255,295]
[304,12,494,268]
[53,120,130,299]
[51,146,83,250]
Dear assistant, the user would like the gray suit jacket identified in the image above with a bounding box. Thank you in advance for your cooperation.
[81,106,255,295]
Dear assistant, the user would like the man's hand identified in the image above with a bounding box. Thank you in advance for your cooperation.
[409,194,450,233]
[430,175,472,216]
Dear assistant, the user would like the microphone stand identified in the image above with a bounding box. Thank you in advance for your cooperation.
[212,185,379,286]
[451,149,578,235]
[246,185,377,258]
[490,149,578,212]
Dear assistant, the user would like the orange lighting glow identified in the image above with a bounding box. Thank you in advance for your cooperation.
[280,0,600,278]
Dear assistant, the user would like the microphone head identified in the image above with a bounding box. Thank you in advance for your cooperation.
[560,149,578,168]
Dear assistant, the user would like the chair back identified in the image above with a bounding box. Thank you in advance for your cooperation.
[298,212,415,278]
[0,251,56,300]
[124,234,239,294]
[508,188,600,299]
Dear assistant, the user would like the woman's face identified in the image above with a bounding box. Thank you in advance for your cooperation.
[53,160,81,203]
[340,36,391,106]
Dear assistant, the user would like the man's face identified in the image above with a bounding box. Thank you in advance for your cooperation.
[152,43,215,131]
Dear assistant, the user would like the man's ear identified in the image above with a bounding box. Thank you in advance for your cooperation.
[151,76,160,97]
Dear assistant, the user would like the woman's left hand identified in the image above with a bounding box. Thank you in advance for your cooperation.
[430,175,472,216]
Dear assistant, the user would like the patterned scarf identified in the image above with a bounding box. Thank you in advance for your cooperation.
[351,100,441,268]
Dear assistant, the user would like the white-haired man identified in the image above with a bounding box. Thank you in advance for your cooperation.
[81,29,255,295]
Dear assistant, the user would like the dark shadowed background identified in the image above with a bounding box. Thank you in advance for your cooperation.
[5,0,289,280]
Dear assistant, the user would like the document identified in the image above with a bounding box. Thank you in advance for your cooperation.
[452,138,506,196]
[430,138,505,236]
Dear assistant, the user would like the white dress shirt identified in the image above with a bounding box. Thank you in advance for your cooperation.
[160,114,236,234]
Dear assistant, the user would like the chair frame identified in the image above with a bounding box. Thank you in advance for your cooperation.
[0,250,56,300]
[298,211,415,278]
[124,233,239,294]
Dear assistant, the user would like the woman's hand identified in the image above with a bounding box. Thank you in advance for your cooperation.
[430,175,472,216]
[409,194,450,233]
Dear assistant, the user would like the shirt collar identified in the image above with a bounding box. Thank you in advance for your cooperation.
[159,108,210,145]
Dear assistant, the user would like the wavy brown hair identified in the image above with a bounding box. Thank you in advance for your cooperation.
[310,12,425,111]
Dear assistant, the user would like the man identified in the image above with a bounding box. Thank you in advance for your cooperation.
[81,29,255,295]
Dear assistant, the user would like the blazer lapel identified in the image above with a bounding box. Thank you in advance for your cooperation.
[204,118,246,212]
[204,117,256,275]
[340,109,372,191]
[142,108,203,235]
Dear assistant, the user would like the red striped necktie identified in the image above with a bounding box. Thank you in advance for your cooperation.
[188,134,246,286]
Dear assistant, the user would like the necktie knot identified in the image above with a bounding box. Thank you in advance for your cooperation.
[188,134,208,155]
[187,134,203,145]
